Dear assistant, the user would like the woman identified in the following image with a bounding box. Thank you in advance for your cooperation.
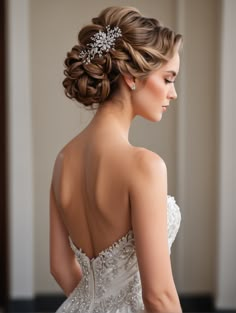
[50,6,182,313]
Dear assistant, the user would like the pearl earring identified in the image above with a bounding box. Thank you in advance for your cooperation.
[131,84,136,91]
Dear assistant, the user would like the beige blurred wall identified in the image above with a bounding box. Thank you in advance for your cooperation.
[175,0,219,293]
[216,0,236,308]
[7,0,219,298]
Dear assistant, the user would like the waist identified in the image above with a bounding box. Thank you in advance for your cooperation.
[79,270,143,312]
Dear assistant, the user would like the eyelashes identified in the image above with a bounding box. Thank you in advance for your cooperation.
[165,78,175,84]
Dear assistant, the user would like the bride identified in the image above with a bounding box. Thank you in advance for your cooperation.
[50,6,183,313]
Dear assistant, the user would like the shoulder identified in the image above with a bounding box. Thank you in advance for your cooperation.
[52,134,80,179]
[130,147,167,179]
[127,147,167,201]
[52,140,73,183]
[51,148,66,206]
[51,136,79,205]
[52,149,65,184]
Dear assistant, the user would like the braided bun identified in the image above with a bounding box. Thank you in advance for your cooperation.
[63,6,182,107]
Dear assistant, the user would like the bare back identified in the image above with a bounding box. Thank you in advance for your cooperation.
[51,115,182,312]
[53,124,135,259]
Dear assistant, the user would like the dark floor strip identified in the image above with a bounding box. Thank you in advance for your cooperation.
[5,294,236,313]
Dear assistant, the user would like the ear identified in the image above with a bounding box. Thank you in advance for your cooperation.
[122,75,136,90]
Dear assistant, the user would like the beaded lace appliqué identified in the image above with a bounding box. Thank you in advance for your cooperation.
[61,231,143,313]
[167,195,181,253]
[92,274,142,313]
[57,195,181,313]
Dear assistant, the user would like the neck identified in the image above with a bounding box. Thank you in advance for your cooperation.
[91,95,135,141]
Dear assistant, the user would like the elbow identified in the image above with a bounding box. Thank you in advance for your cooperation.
[143,290,182,313]
[50,263,59,280]
[50,259,62,281]
[50,259,82,297]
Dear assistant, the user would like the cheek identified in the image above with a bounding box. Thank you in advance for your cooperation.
[132,78,165,121]
[140,77,165,104]
[147,77,165,99]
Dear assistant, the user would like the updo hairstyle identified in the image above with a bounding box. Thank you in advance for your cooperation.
[63,6,182,107]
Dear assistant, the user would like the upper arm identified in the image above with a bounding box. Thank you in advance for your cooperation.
[50,151,75,273]
[129,149,177,302]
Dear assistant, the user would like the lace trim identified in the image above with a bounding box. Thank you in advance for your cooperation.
[167,195,182,253]
[69,229,134,262]
[69,195,182,262]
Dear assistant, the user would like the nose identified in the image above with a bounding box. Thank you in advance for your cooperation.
[168,84,177,100]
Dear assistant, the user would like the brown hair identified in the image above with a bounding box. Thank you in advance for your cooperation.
[63,6,182,107]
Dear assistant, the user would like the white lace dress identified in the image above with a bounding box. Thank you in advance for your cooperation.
[56,196,181,313]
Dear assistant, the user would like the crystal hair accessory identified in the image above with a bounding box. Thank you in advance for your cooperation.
[79,25,122,64]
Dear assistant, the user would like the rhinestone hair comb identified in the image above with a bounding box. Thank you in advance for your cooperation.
[79,25,122,64]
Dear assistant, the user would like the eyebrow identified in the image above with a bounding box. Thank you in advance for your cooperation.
[165,70,177,76]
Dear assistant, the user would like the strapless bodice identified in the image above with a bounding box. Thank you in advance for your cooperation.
[56,195,181,313]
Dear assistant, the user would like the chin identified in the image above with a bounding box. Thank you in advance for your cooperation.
[147,113,163,122]
[138,111,163,122]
